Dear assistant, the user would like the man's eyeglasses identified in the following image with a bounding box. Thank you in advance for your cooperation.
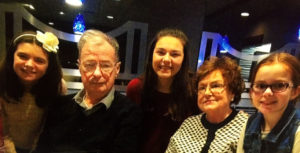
[251,82,293,93]
[80,61,116,77]
[198,83,225,95]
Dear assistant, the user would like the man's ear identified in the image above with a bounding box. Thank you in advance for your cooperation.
[291,85,300,100]
[77,59,83,74]
[115,62,121,76]
[77,59,80,67]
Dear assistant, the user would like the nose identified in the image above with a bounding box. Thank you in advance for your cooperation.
[204,86,212,95]
[92,65,103,77]
[162,53,171,62]
[25,59,34,67]
[263,87,273,96]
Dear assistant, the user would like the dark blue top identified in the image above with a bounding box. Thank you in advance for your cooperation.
[36,91,142,153]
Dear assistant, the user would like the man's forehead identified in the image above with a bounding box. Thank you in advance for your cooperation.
[85,37,108,46]
[82,37,114,51]
[80,47,115,61]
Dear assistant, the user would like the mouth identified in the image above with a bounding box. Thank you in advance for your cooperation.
[260,101,277,106]
[203,100,215,104]
[21,68,36,75]
[90,81,106,85]
[159,65,172,70]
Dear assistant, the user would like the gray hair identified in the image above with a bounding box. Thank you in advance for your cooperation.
[77,29,119,61]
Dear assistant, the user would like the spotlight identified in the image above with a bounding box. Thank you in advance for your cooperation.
[65,0,84,7]
[241,12,249,17]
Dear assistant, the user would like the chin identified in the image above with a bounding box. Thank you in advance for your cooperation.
[157,73,173,79]
[21,79,36,84]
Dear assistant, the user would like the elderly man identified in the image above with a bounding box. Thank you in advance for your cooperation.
[36,30,141,153]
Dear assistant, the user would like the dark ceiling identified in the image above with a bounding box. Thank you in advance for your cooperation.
[0,0,294,28]
[0,0,299,33]
[1,0,300,70]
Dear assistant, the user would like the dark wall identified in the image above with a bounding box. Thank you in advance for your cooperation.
[203,0,300,51]
[126,0,205,71]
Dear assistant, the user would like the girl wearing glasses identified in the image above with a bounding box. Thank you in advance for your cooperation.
[166,56,248,152]
[0,31,63,153]
[126,28,198,153]
[237,52,300,153]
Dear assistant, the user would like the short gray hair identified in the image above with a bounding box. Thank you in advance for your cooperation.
[77,29,119,61]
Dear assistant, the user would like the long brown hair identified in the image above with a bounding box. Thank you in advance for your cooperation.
[142,28,197,121]
[0,31,63,107]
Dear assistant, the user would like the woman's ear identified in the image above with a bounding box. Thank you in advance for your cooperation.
[291,85,300,100]
[249,88,254,104]
[229,93,235,103]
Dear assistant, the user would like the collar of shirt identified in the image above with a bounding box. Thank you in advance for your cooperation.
[73,87,115,110]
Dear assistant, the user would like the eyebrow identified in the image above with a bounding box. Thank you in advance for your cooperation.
[254,79,290,83]
[155,48,183,52]
[199,80,223,85]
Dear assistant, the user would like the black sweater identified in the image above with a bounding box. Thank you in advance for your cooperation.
[36,91,142,153]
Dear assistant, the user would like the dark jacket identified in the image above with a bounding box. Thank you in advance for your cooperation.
[36,91,142,153]
[243,102,300,153]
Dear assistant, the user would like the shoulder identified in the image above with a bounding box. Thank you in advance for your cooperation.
[170,114,203,143]
[127,78,143,89]
[183,114,202,124]
[236,111,249,121]
[109,91,142,125]
[126,78,143,96]
[292,125,300,153]
[112,91,141,111]
[295,109,300,119]
[226,111,249,129]
[53,93,76,105]
[114,91,134,104]
[177,114,203,131]
[48,93,78,113]
[126,78,143,104]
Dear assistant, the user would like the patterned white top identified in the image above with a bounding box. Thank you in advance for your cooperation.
[166,110,248,153]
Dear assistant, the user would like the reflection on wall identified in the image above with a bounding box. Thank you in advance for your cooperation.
[239,43,271,81]
[0,3,148,92]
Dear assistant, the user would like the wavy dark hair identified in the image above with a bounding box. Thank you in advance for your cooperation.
[250,52,300,102]
[142,28,197,122]
[195,56,245,105]
[0,31,63,108]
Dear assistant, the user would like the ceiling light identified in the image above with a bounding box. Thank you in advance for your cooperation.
[241,12,249,17]
[65,0,83,7]
[220,50,228,53]
[106,16,114,19]
[59,11,65,15]
[29,5,35,10]
[49,22,54,25]
[23,4,35,10]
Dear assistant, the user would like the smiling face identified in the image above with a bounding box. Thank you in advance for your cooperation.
[197,69,234,115]
[250,63,299,116]
[79,37,120,98]
[152,36,184,80]
[13,42,49,87]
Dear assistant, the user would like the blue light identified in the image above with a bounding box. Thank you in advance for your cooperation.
[220,35,231,53]
[298,27,300,40]
[73,14,86,34]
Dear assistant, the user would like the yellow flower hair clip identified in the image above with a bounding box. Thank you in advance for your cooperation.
[36,31,59,53]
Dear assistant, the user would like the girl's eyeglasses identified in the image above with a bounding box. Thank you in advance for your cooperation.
[251,82,293,93]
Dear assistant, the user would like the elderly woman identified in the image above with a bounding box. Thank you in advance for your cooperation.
[166,56,248,153]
